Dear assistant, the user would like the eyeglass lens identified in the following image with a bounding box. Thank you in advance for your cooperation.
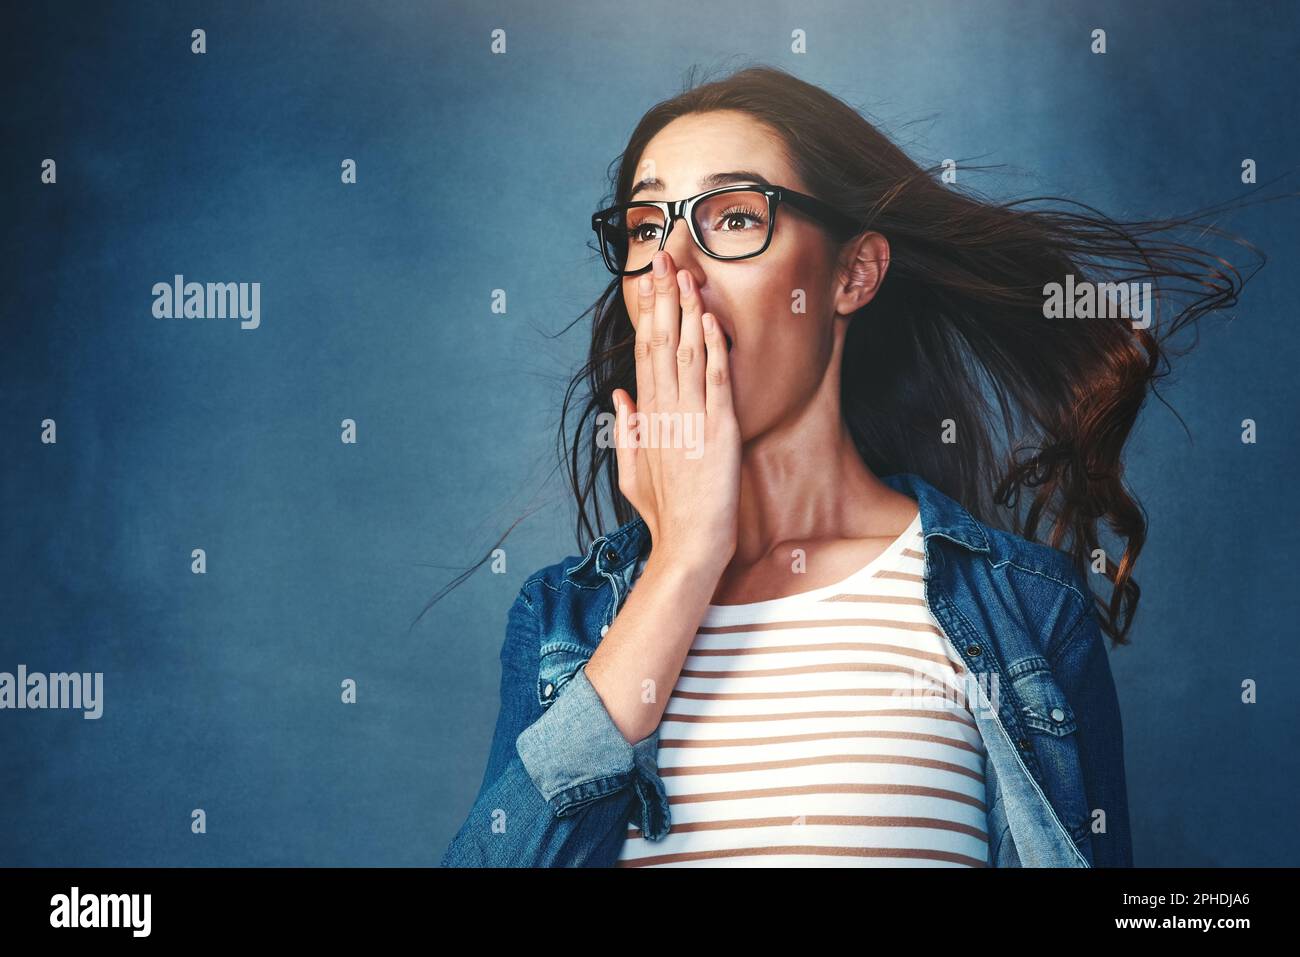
[601,189,771,273]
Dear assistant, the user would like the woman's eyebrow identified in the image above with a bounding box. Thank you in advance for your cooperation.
[630,170,773,199]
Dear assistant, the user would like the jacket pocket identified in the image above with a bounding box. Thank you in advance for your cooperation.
[537,642,593,709]
[1008,655,1079,736]
[1006,655,1089,849]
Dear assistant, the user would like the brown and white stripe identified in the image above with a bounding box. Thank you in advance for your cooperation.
[616,511,989,867]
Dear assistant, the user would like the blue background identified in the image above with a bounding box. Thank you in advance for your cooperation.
[1,0,1297,866]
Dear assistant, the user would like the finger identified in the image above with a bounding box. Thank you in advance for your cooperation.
[620,389,658,525]
[611,389,639,505]
[675,268,705,411]
[650,251,681,406]
[702,312,735,419]
[633,273,656,407]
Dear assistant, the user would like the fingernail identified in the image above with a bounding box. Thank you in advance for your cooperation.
[677,271,690,294]
[703,312,715,333]
[653,252,667,276]
[639,274,653,294]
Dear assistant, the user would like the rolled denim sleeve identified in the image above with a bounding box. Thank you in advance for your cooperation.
[516,663,670,841]
[1050,597,1134,867]
[438,580,671,867]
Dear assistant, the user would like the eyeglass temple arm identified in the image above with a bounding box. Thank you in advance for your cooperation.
[777,190,866,239]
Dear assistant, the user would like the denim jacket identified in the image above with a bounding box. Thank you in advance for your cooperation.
[439,471,1133,867]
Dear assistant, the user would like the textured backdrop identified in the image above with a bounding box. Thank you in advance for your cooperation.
[1,0,1297,866]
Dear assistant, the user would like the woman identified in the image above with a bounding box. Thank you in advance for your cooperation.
[435,65,1276,867]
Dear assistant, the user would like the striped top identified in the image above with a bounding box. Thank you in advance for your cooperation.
[615,510,989,867]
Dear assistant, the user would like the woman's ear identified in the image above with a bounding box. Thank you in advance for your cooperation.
[834,232,890,316]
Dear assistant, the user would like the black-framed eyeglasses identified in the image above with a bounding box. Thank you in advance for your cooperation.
[591,184,864,277]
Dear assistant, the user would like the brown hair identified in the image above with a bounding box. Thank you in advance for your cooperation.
[418,61,1295,648]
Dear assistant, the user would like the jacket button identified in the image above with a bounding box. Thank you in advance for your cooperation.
[600,624,609,637]
[604,547,619,563]
[542,682,554,699]
[966,644,981,656]
[1050,707,1066,722]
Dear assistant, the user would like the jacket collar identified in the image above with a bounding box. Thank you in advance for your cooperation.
[563,471,991,586]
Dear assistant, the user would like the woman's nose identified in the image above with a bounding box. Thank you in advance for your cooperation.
[661,217,702,268]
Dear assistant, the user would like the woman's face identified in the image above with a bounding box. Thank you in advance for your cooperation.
[622,110,878,442]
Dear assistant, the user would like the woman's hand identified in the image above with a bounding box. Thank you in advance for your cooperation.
[612,250,741,574]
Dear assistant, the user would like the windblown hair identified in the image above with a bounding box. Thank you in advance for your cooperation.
[419,61,1291,648]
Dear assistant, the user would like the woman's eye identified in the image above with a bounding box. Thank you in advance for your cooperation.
[627,224,661,244]
[715,207,766,231]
